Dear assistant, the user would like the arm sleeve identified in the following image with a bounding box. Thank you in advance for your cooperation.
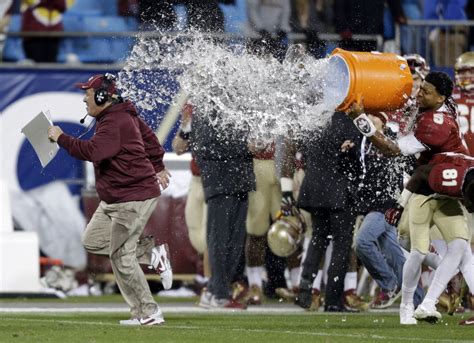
[138,117,165,173]
[57,117,121,162]
[397,133,427,156]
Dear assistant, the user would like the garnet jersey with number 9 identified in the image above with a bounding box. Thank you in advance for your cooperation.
[453,87,474,155]
[413,106,468,165]
[428,153,474,198]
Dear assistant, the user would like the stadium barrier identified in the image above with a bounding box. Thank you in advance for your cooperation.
[394,20,474,68]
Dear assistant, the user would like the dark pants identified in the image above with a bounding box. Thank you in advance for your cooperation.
[206,193,248,299]
[300,208,355,308]
[23,38,60,63]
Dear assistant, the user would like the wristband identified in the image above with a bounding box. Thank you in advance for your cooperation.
[178,130,190,140]
[397,188,413,208]
[280,177,293,192]
[353,113,376,137]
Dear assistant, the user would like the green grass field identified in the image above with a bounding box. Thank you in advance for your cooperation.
[1,296,473,342]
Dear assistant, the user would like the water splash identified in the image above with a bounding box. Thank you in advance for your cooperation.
[117,32,342,141]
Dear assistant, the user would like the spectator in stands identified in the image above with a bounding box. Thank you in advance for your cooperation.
[246,0,291,61]
[290,0,326,58]
[183,0,225,32]
[424,0,468,67]
[333,0,406,52]
[21,0,68,62]
[137,0,177,31]
[47,74,172,326]
[281,111,362,312]
[400,0,423,54]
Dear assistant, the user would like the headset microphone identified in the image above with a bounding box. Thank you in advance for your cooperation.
[79,113,88,124]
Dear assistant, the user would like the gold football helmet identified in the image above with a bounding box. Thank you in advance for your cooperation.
[455,52,474,91]
[267,214,305,257]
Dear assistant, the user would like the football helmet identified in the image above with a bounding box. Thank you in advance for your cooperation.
[267,214,305,257]
[455,52,474,91]
[403,54,430,79]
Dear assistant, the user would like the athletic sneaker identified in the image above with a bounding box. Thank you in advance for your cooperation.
[198,288,213,309]
[371,287,401,309]
[210,296,247,310]
[150,244,173,290]
[119,318,140,326]
[414,302,442,323]
[400,303,417,325]
[139,308,165,326]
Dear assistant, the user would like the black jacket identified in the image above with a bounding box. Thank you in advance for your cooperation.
[191,109,256,201]
[297,111,361,211]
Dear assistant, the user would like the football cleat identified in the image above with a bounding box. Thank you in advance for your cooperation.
[119,318,140,326]
[344,289,368,311]
[245,285,263,305]
[150,244,173,290]
[400,303,417,325]
[414,302,442,323]
[275,287,298,302]
[309,289,322,311]
[459,316,474,325]
[139,308,165,326]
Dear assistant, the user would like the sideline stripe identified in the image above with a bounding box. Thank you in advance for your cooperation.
[1,317,471,343]
[0,305,399,315]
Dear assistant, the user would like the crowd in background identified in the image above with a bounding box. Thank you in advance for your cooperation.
[0,0,473,63]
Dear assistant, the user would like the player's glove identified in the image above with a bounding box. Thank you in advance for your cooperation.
[281,191,296,217]
[384,205,404,226]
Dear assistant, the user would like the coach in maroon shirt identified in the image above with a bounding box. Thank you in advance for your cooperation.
[48,74,172,326]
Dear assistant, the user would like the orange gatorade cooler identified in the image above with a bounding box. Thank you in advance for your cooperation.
[326,48,413,112]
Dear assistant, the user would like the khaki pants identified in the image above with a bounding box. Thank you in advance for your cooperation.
[185,176,207,254]
[246,159,281,236]
[82,197,159,319]
[405,194,469,254]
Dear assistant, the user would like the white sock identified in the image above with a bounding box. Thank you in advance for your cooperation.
[421,269,434,288]
[312,269,323,290]
[424,239,467,303]
[423,252,442,269]
[401,250,425,305]
[344,271,357,291]
[289,267,301,289]
[459,243,474,293]
[246,266,263,288]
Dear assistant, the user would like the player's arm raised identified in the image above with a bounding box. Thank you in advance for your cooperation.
[346,101,402,157]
